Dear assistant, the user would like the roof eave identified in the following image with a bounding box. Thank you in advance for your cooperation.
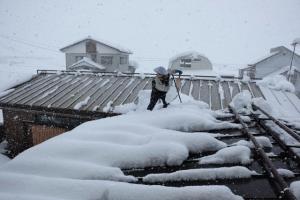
[0,103,120,119]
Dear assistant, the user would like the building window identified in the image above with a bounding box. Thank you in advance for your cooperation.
[90,54,97,62]
[75,56,84,62]
[120,57,127,65]
[180,59,192,68]
[101,56,113,65]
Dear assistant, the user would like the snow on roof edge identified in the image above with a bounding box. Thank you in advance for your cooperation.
[69,57,106,70]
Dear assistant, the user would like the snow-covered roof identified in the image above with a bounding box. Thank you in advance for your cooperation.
[266,65,300,77]
[244,46,300,68]
[69,57,106,70]
[1,83,300,199]
[245,51,279,67]
[60,36,133,54]
[0,71,265,113]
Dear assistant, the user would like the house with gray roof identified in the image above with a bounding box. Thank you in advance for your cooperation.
[239,46,300,97]
[60,36,136,73]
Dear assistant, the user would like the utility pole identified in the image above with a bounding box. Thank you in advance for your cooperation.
[287,40,299,82]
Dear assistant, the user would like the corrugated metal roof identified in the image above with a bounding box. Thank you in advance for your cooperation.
[0,71,264,113]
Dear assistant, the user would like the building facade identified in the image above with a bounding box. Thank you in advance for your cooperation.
[239,46,300,97]
[60,37,136,73]
[239,46,300,79]
[168,51,213,75]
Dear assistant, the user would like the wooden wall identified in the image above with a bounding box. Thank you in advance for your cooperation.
[31,125,67,145]
[2,109,90,157]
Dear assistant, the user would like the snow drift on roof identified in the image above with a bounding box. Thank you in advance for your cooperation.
[257,75,295,93]
[69,57,106,70]
[0,100,242,200]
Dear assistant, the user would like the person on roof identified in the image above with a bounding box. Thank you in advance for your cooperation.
[147,66,182,111]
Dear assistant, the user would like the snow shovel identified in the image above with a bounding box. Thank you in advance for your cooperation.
[171,74,182,103]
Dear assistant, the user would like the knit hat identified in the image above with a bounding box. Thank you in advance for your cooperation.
[154,66,168,75]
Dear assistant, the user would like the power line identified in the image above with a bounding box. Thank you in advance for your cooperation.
[0,34,61,53]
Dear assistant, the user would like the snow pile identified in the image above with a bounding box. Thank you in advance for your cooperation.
[287,120,300,130]
[103,101,113,112]
[233,136,273,149]
[115,88,209,114]
[0,101,244,200]
[199,146,252,165]
[291,181,300,199]
[252,97,278,117]
[0,154,10,166]
[277,168,295,178]
[258,75,295,93]
[229,90,252,113]
[242,71,250,82]
[143,166,257,183]
[139,73,145,79]
[0,176,243,200]
[73,96,90,110]
[0,141,10,166]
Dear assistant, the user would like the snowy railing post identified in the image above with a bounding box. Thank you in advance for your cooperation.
[287,38,299,82]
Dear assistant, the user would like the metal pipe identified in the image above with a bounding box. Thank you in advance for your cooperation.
[229,105,297,200]
[252,103,300,142]
[171,74,182,103]
[287,44,297,82]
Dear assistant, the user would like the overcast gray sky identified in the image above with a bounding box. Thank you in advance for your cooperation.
[0,0,299,71]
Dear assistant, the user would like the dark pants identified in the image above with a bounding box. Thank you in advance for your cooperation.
[147,89,168,111]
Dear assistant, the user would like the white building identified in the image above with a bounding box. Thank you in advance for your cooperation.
[239,46,300,97]
[60,36,136,73]
[168,51,216,76]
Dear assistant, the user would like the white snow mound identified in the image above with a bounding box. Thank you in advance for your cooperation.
[0,101,243,200]
[199,146,252,165]
[258,75,295,93]
[143,166,257,183]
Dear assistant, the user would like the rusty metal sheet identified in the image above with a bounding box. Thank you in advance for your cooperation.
[113,77,141,106]
[2,74,59,104]
[38,75,90,107]
[190,80,200,100]
[210,81,221,110]
[82,76,119,111]
[62,76,104,109]
[199,80,210,105]
[249,82,264,98]
[180,80,191,96]
[221,81,232,108]
[229,82,240,99]
[122,78,149,105]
